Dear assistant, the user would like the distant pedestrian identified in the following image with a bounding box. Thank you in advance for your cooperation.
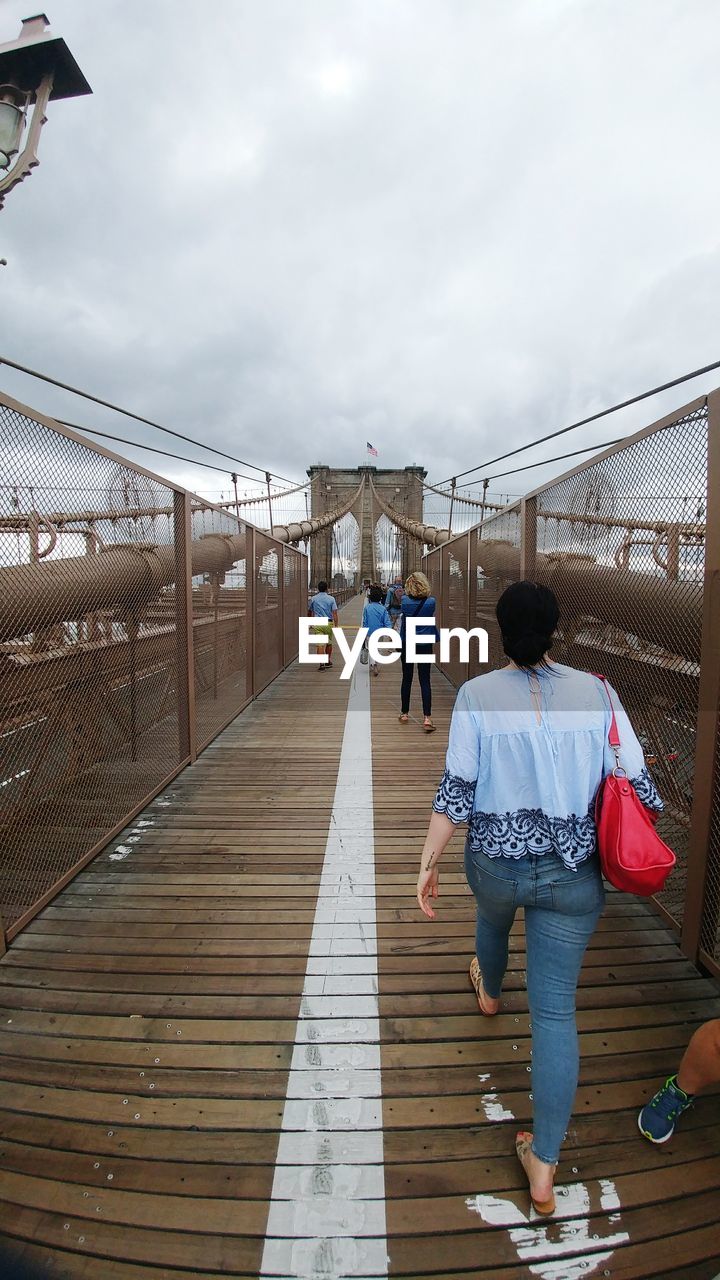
[362,586,392,677]
[308,580,339,670]
[638,1018,720,1143]
[385,575,404,631]
[398,571,439,733]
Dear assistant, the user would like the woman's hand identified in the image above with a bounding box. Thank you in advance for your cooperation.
[417,862,440,919]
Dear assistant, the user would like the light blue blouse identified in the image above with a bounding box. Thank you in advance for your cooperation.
[362,601,392,634]
[433,662,663,871]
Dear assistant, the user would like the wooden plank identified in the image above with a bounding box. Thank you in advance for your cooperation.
[0,620,718,1279]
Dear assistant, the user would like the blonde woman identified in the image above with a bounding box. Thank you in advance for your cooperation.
[398,571,439,732]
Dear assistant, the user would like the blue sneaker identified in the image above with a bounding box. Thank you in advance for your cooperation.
[638,1074,693,1143]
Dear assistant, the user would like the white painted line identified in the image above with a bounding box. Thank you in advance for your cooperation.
[260,663,388,1279]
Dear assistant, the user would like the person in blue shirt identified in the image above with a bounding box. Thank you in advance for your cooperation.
[398,571,439,733]
[308,580,339,670]
[362,585,392,676]
[415,580,662,1216]
[385,575,404,630]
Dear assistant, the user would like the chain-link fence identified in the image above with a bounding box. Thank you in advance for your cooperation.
[0,392,307,942]
[426,391,720,976]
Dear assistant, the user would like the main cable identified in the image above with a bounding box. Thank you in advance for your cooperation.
[57,419,268,487]
[0,354,302,487]
[432,358,720,487]
[442,435,626,490]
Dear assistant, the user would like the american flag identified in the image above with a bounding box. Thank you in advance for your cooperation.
[366,442,378,457]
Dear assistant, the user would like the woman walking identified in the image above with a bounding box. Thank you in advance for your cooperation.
[415,580,662,1214]
[398,571,439,733]
[362,585,392,676]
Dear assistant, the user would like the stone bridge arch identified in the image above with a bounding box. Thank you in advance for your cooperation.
[307,464,426,586]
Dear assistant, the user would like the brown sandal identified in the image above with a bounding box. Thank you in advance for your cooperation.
[515,1131,556,1216]
[468,957,498,1016]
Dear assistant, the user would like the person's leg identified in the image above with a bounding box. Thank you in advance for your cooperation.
[464,847,520,1001]
[637,1018,720,1143]
[677,1018,720,1094]
[524,860,604,1177]
[400,653,413,714]
[418,662,432,717]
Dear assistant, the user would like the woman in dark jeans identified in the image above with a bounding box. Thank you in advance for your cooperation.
[398,571,438,734]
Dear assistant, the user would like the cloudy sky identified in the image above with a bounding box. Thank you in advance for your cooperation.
[1,0,719,505]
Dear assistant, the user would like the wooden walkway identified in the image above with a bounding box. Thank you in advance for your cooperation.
[1,596,719,1279]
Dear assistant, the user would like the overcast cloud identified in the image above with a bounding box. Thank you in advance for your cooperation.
[1,0,719,502]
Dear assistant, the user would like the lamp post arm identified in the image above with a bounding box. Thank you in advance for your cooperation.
[0,71,53,208]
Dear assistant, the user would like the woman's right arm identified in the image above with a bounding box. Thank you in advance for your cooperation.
[417,684,480,916]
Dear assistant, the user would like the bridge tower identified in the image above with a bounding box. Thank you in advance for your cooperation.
[306,464,426,588]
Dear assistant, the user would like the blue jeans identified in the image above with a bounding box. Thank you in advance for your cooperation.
[464,845,605,1165]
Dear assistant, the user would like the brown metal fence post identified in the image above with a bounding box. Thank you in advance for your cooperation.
[682,391,720,966]
[174,490,196,764]
[520,496,537,579]
[280,544,287,669]
[466,526,472,636]
[246,524,256,699]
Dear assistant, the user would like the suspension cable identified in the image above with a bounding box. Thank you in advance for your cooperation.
[431,358,720,487]
[56,419,269,486]
[0,354,302,486]
[426,436,626,498]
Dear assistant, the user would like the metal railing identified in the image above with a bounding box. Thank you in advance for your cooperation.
[0,391,308,946]
[425,389,720,978]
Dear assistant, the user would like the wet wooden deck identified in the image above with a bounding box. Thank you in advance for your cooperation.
[1,596,719,1279]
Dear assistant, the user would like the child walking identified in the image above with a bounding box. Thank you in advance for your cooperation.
[362,586,392,676]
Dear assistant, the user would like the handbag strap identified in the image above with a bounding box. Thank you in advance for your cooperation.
[592,672,622,770]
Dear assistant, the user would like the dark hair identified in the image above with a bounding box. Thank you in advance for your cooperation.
[496,580,559,670]
[317,580,327,592]
[369,585,383,603]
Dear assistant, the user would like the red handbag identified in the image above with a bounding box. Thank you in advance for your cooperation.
[593,675,676,895]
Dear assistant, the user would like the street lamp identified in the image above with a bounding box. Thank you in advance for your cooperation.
[0,13,91,210]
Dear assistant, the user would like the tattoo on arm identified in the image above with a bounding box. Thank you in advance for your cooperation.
[424,852,436,871]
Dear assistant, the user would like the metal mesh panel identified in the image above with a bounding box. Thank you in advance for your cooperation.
[441,534,469,688]
[0,400,185,931]
[283,546,304,665]
[469,503,522,679]
[425,547,442,606]
[254,532,283,692]
[534,404,708,928]
[189,504,249,750]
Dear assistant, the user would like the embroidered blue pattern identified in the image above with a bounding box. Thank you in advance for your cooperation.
[433,768,475,824]
[631,766,664,813]
[467,807,597,865]
[432,765,663,869]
